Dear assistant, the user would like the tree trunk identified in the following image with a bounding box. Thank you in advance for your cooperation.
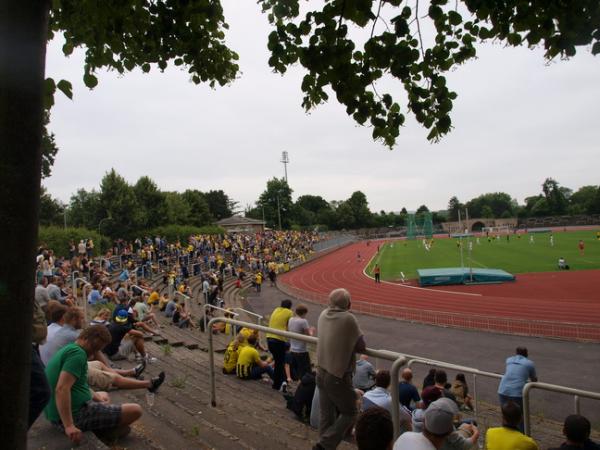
[0,1,50,447]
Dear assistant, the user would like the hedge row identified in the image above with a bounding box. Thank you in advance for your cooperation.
[39,224,226,258]
[38,227,110,258]
[148,225,225,243]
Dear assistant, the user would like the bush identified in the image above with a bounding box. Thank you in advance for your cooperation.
[38,226,110,257]
[149,224,225,242]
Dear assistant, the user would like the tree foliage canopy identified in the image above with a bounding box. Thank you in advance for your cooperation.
[43,0,600,153]
[48,0,239,92]
[258,0,600,146]
[49,170,235,238]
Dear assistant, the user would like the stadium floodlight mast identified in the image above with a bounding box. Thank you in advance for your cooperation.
[281,151,289,183]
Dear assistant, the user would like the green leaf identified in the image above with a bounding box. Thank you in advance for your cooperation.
[448,11,462,26]
[44,78,56,109]
[62,41,74,56]
[124,59,135,71]
[592,42,600,55]
[57,79,73,99]
[142,63,151,73]
[83,73,98,89]
[507,33,522,46]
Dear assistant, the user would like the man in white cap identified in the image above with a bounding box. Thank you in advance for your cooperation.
[393,398,458,449]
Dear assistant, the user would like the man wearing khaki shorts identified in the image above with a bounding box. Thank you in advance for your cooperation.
[87,360,165,392]
[44,326,143,444]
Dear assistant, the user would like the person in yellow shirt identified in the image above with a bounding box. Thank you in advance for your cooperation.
[158,293,170,311]
[486,401,539,450]
[147,290,160,306]
[236,335,274,380]
[254,272,263,293]
[223,334,245,374]
[266,299,293,390]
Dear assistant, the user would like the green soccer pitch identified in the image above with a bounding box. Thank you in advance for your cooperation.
[365,230,600,281]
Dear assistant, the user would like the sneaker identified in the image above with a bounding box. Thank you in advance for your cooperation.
[144,354,158,364]
[133,360,146,379]
[279,382,288,393]
[148,372,166,393]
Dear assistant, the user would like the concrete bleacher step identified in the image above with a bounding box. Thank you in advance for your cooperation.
[132,341,355,450]
[28,417,108,450]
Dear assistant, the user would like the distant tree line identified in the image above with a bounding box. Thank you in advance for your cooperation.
[41,175,600,234]
[447,178,600,221]
[244,177,444,230]
[40,169,236,238]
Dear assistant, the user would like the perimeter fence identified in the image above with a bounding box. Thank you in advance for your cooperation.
[277,282,600,342]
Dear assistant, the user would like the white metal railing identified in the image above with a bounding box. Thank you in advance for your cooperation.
[405,358,502,419]
[99,257,110,272]
[158,258,170,270]
[72,277,88,299]
[206,317,408,431]
[175,291,191,312]
[203,304,239,332]
[191,263,202,277]
[231,308,265,345]
[231,307,263,324]
[523,382,600,436]
[278,282,600,342]
[129,285,149,296]
[79,280,92,320]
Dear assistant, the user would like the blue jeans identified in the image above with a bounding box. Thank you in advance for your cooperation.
[499,394,524,432]
[250,365,274,380]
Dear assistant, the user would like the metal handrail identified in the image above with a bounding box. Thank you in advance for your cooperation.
[80,281,93,320]
[406,358,502,419]
[175,291,190,300]
[191,262,202,277]
[175,290,192,312]
[231,307,263,322]
[203,304,239,331]
[278,282,600,341]
[523,382,600,436]
[129,284,149,295]
[72,277,88,297]
[206,317,407,435]
[231,308,265,345]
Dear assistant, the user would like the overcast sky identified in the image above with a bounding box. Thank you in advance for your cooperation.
[43,1,600,214]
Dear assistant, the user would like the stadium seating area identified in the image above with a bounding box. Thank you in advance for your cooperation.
[29,233,600,449]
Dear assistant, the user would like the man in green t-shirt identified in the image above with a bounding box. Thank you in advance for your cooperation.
[44,325,143,445]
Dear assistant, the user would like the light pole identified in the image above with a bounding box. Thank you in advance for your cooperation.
[280,151,289,183]
[276,195,282,230]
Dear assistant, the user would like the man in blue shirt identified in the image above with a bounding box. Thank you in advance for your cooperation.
[398,368,421,411]
[498,346,537,430]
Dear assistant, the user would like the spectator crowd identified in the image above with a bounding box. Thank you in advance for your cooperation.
[28,232,599,449]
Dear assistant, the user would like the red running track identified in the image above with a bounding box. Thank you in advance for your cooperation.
[279,241,600,340]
